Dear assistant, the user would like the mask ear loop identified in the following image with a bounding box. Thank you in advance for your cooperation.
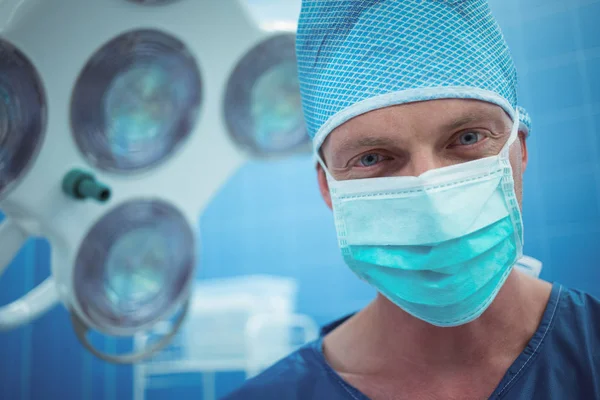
[501,109,521,159]
[499,108,525,258]
[314,151,337,182]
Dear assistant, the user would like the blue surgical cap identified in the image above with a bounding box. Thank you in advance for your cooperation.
[296,0,527,151]
[517,105,532,136]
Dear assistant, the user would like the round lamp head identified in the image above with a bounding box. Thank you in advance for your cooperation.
[71,29,202,174]
[73,199,195,333]
[224,34,309,156]
[0,39,47,199]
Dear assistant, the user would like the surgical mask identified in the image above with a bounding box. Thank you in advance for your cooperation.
[320,111,524,327]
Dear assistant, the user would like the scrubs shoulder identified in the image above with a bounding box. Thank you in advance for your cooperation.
[222,283,600,400]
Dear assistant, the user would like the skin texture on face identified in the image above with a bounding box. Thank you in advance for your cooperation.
[317,99,528,210]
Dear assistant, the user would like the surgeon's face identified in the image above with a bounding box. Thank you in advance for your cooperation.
[317,99,528,209]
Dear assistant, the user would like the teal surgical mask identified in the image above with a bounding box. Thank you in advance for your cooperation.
[320,111,524,327]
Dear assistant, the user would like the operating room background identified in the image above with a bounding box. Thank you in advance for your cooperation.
[1,0,600,399]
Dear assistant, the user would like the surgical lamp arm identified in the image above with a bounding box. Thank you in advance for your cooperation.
[0,218,29,276]
[0,219,59,330]
[0,277,59,330]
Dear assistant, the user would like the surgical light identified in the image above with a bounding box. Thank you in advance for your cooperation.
[73,199,194,333]
[0,0,309,364]
[224,34,309,155]
[71,29,202,173]
[0,39,47,199]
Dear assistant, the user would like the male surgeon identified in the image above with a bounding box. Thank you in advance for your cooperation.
[224,1,600,399]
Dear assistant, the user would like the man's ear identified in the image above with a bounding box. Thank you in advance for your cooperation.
[317,163,333,210]
[519,130,529,173]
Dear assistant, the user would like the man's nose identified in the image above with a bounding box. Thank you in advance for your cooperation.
[404,150,444,177]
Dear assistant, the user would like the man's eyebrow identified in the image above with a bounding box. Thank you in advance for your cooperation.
[356,137,397,147]
[441,111,501,132]
[339,136,398,151]
[334,110,505,152]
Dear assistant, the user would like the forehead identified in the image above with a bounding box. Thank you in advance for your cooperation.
[321,99,512,151]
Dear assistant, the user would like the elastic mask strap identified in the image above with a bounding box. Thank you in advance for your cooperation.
[501,109,520,158]
[314,152,337,183]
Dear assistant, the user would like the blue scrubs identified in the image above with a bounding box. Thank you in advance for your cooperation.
[222,283,600,399]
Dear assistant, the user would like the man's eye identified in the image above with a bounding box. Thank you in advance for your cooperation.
[457,131,483,146]
[358,153,383,167]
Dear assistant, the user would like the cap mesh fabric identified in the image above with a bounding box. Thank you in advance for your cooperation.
[517,105,532,135]
[296,0,521,148]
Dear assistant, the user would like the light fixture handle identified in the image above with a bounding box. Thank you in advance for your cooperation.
[71,299,190,364]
